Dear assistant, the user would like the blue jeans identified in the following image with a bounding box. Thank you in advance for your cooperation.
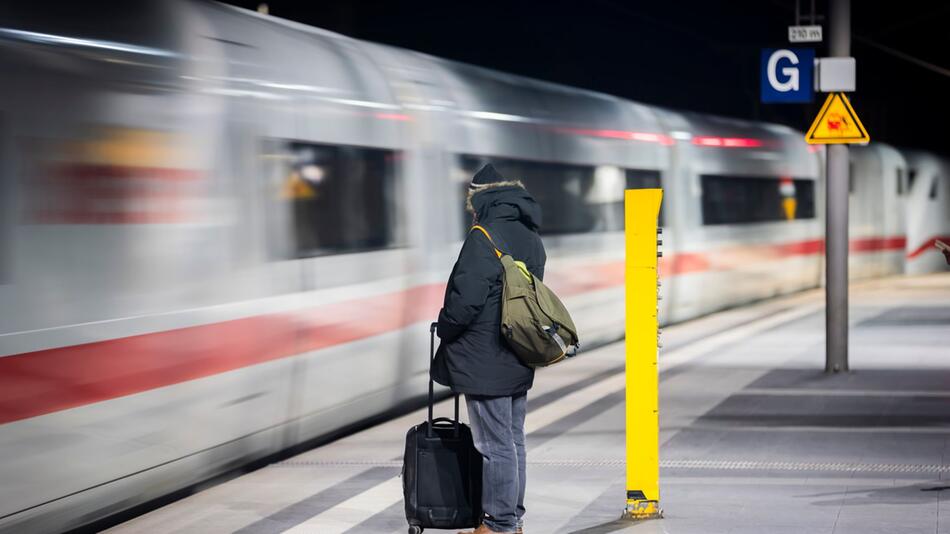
[465,393,527,532]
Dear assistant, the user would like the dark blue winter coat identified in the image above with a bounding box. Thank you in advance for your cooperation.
[431,184,546,396]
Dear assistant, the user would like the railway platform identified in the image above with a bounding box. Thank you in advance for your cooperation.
[107,273,950,534]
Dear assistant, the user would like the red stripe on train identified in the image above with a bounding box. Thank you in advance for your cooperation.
[0,284,445,425]
[0,234,908,425]
[907,236,950,259]
[850,236,906,253]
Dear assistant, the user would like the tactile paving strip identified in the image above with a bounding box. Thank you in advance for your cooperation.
[663,459,950,473]
[273,459,950,473]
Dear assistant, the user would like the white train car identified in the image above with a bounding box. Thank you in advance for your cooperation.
[848,144,908,279]
[655,110,824,322]
[903,151,950,274]
[0,2,945,532]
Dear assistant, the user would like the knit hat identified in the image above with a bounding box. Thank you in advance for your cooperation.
[469,164,507,190]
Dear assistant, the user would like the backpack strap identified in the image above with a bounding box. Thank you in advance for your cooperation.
[471,224,503,258]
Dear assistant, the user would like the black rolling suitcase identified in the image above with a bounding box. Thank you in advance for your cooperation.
[402,322,482,534]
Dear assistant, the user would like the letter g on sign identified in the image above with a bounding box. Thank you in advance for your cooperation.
[767,49,799,92]
[761,47,813,103]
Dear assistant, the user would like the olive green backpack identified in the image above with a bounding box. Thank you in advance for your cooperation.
[472,225,579,367]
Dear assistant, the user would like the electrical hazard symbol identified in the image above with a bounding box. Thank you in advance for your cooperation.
[805,92,870,144]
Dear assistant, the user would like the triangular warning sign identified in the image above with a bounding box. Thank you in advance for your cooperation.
[805,92,869,144]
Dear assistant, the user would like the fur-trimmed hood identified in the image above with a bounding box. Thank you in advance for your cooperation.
[467,181,542,231]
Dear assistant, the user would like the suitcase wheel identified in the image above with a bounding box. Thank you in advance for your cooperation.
[408,526,423,534]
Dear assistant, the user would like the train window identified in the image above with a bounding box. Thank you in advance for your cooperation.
[896,168,904,195]
[929,176,939,200]
[908,168,917,189]
[700,175,816,225]
[625,169,665,227]
[457,155,663,235]
[457,155,595,235]
[794,179,817,219]
[625,169,662,189]
[265,140,402,258]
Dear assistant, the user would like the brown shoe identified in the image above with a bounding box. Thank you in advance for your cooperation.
[457,524,514,534]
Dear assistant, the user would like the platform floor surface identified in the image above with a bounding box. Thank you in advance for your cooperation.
[108,274,950,534]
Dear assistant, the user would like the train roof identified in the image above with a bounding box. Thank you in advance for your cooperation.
[213,0,798,139]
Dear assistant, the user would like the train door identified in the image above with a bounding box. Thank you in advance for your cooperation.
[361,44,472,399]
[0,114,10,295]
[882,146,909,275]
[237,24,418,445]
[904,152,950,274]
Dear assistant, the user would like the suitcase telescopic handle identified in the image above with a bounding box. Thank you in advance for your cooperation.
[428,321,460,438]
[430,417,459,427]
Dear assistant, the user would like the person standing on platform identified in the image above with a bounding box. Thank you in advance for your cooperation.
[432,163,546,534]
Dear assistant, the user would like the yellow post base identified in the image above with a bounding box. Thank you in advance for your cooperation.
[623,499,663,521]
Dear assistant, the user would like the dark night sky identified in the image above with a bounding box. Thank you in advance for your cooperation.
[225,0,949,155]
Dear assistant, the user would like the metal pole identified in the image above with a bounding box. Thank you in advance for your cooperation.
[830,0,850,56]
[825,0,850,373]
[825,144,849,372]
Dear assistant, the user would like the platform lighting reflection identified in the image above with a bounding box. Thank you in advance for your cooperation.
[253,81,339,94]
[691,136,764,148]
[463,110,537,123]
[182,76,343,95]
[404,103,452,112]
[325,97,400,110]
[206,87,288,100]
[554,127,675,145]
[0,28,174,57]
[374,113,413,121]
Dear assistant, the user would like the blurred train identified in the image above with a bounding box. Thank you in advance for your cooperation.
[0,2,948,532]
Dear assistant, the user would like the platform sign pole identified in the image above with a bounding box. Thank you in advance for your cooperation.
[804,0,864,372]
[623,188,663,521]
[826,0,851,373]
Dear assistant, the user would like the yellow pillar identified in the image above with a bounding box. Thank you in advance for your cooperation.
[623,188,663,520]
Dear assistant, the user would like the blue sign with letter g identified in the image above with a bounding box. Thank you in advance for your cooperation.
[761,48,814,103]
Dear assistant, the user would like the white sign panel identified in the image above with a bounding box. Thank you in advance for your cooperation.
[789,25,822,43]
[816,57,856,92]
